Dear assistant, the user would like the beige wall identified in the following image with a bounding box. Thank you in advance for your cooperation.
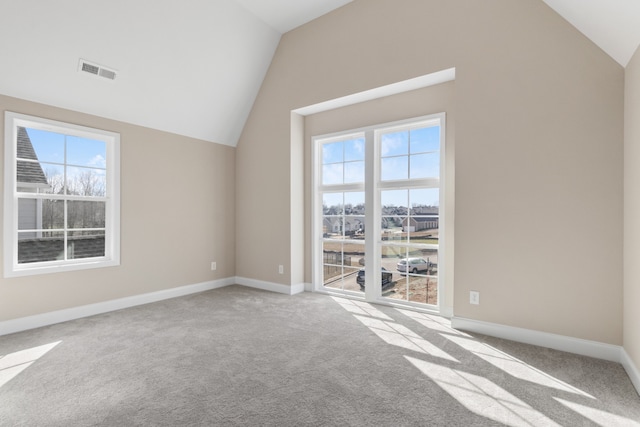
[0,94,236,321]
[625,47,640,368]
[236,0,624,344]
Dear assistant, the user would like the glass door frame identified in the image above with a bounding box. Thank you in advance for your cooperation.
[312,113,446,313]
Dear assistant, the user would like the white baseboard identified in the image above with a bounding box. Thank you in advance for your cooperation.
[3,282,639,397]
[235,276,305,295]
[451,316,622,363]
[0,277,308,336]
[439,306,454,318]
[621,349,640,395]
[291,283,306,294]
[0,277,235,336]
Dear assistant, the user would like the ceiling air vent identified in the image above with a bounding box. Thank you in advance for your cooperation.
[78,59,117,81]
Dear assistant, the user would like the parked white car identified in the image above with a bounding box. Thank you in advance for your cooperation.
[397,257,435,274]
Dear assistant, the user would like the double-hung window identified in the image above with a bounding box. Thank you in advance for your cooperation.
[317,133,366,292]
[4,112,120,277]
[313,113,445,310]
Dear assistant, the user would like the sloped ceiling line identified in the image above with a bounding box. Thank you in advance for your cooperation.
[0,0,637,147]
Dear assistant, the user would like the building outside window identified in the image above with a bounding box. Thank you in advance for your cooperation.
[4,112,120,277]
[313,113,445,310]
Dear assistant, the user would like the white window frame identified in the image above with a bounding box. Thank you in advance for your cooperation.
[4,112,120,277]
[313,131,367,295]
[312,113,445,312]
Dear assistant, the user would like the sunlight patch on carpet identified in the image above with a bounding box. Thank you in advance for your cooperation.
[442,334,594,398]
[330,296,394,320]
[0,341,61,389]
[554,397,640,427]
[398,308,470,336]
[406,355,562,427]
[353,314,458,362]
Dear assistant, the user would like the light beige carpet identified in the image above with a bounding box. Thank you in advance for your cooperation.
[1,285,639,426]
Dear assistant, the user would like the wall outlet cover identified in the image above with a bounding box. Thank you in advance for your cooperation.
[470,291,480,305]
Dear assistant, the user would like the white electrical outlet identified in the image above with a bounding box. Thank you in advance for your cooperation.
[278,265,284,274]
[470,291,480,305]
[211,262,217,271]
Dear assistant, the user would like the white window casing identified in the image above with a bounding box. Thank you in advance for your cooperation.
[312,113,445,312]
[4,112,120,277]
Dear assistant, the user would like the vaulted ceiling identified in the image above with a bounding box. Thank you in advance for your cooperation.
[542,0,640,67]
[0,1,638,147]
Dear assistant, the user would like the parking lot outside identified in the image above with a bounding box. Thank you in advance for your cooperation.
[323,251,438,305]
